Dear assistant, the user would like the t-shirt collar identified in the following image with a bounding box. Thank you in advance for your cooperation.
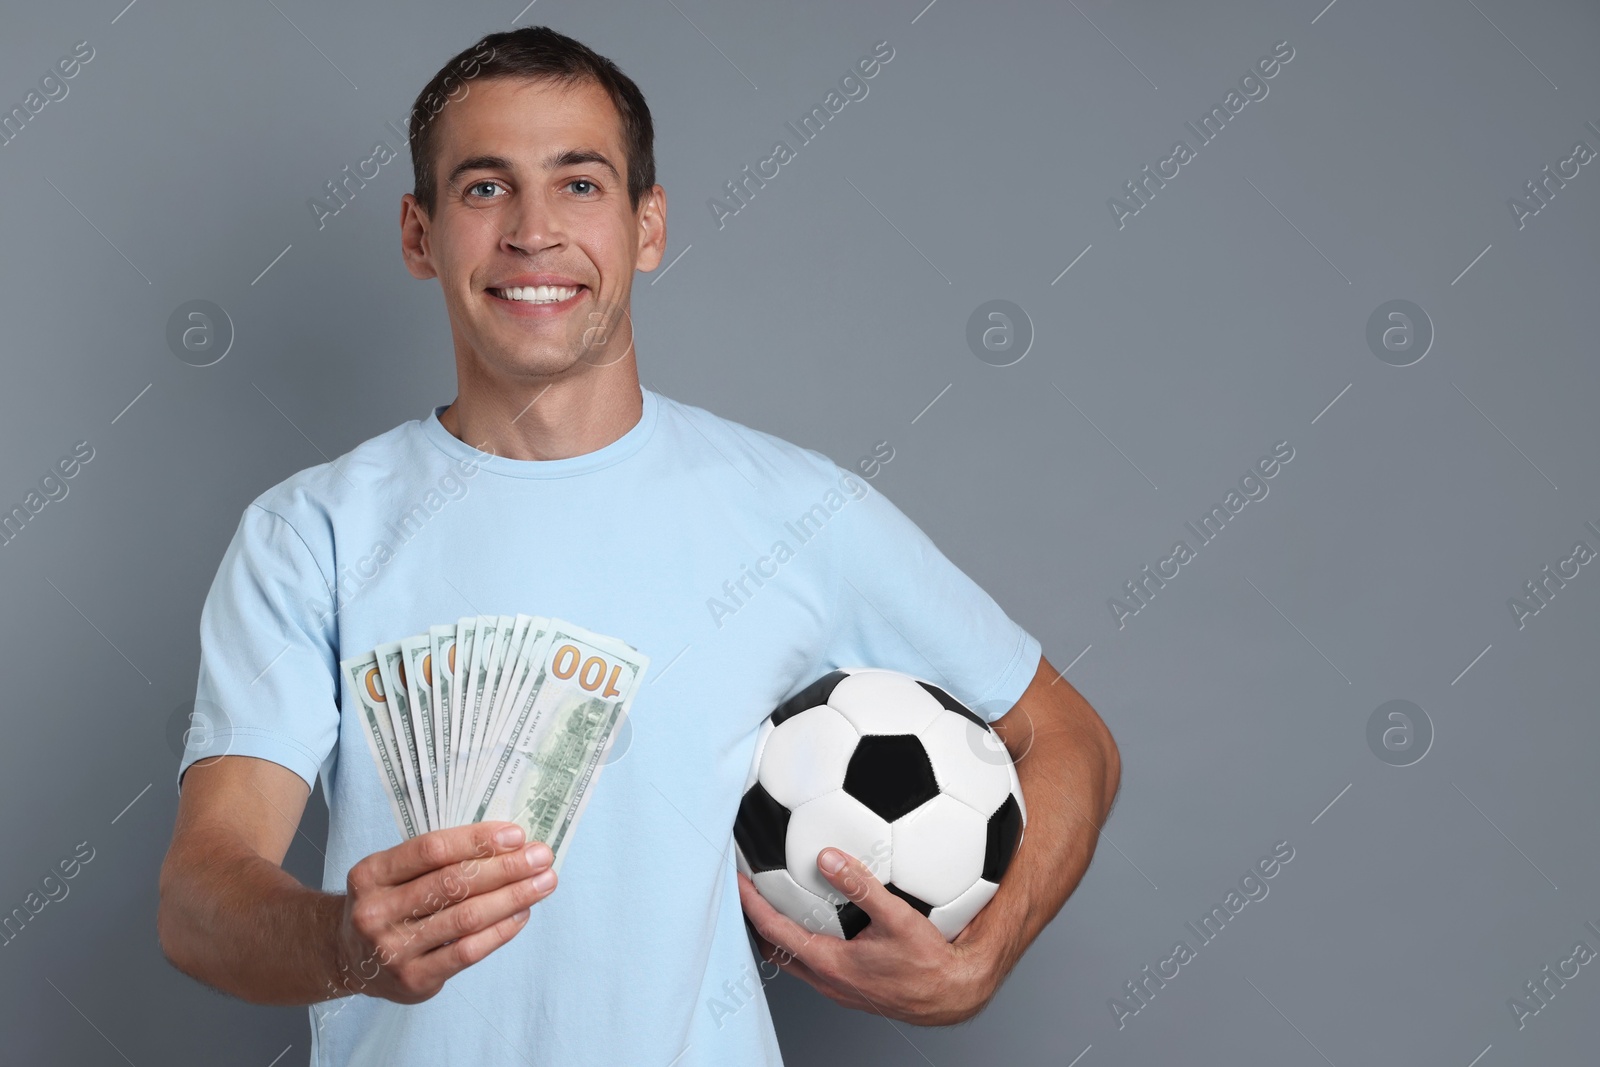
[419,386,659,479]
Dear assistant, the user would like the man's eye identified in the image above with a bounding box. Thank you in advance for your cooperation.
[568,179,598,196]
[466,181,505,199]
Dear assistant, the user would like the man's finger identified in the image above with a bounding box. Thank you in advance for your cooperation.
[398,868,556,957]
[814,847,913,936]
[359,822,525,888]
[749,922,830,990]
[747,919,877,1013]
[390,839,552,923]
[736,870,837,973]
[411,906,533,988]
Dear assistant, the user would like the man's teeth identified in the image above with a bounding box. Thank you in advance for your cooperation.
[495,285,581,304]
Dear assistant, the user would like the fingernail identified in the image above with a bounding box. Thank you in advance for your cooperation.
[819,848,846,874]
[496,825,525,848]
[532,870,556,892]
[524,842,552,867]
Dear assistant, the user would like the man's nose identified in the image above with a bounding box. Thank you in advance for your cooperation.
[500,192,565,256]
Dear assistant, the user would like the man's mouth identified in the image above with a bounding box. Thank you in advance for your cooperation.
[488,284,585,304]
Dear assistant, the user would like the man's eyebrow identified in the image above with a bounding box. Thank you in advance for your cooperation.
[544,148,621,183]
[446,155,513,188]
[445,149,622,189]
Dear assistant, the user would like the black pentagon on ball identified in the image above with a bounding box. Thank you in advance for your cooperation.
[885,883,935,917]
[733,782,791,873]
[916,680,989,731]
[983,793,1024,883]
[772,669,849,726]
[836,900,872,940]
[842,734,939,823]
[838,885,933,940]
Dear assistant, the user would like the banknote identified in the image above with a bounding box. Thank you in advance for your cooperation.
[427,624,457,820]
[448,616,477,805]
[456,621,558,827]
[341,650,419,840]
[458,613,514,825]
[460,614,539,824]
[497,622,650,874]
[375,640,432,830]
[344,615,648,872]
[401,634,441,823]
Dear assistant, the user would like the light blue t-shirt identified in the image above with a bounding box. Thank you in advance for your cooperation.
[181,385,1041,1067]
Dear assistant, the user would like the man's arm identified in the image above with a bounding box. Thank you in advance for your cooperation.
[157,754,560,1006]
[951,652,1121,1011]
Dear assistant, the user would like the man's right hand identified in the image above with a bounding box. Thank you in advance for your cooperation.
[335,821,557,1004]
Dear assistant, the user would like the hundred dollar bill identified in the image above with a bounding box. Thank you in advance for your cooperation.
[457,614,509,822]
[458,619,555,826]
[457,614,499,818]
[495,621,650,873]
[428,624,457,821]
[341,650,419,840]
[401,634,442,826]
[462,614,549,819]
[376,640,433,832]
[462,613,535,815]
[460,613,515,814]
[448,616,477,823]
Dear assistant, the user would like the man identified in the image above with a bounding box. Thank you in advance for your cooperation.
[157,25,1119,1067]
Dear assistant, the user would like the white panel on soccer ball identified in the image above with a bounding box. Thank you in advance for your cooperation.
[758,706,859,810]
[827,670,945,736]
[744,717,777,794]
[752,867,844,939]
[927,878,999,942]
[734,839,752,880]
[785,791,893,904]
[890,794,987,908]
[918,710,1015,817]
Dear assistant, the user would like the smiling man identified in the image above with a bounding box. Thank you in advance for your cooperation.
[157,25,1119,1067]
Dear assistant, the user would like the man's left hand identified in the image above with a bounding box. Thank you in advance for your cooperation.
[736,847,996,1027]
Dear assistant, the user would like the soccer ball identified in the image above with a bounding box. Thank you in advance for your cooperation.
[734,667,1026,941]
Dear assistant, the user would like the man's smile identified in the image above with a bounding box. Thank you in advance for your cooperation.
[485,280,588,316]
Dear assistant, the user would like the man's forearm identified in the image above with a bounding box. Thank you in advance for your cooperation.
[958,709,1119,1000]
[158,829,347,1006]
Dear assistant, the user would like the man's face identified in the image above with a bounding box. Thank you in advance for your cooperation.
[401,75,664,380]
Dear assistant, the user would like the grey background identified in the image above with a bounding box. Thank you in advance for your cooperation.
[2,0,1596,1063]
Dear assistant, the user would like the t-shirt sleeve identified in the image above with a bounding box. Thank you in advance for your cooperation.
[179,504,341,790]
[816,468,1041,722]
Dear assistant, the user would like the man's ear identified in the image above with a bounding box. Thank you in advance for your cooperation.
[633,184,667,273]
[400,193,437,280]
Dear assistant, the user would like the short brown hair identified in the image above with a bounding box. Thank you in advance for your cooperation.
[406,27,656,215]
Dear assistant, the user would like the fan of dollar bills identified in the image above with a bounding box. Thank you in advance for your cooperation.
[340,614,650,875]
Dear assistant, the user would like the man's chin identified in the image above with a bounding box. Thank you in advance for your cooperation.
[473,343,591,380]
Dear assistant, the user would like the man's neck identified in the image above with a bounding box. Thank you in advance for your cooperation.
[437,367,644,462]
